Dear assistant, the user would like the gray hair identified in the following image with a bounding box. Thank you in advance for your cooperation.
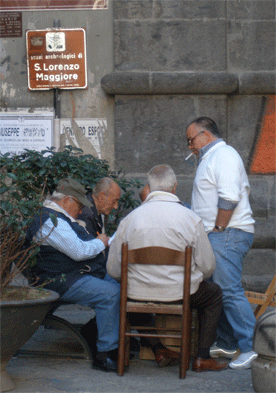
[147,165,177,193]
[50,191,67,201]
[93,177,118,197]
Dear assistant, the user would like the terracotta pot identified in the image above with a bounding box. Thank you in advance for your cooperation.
[0,289,59,392]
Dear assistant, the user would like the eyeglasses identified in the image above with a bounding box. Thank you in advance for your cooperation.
[187,131,205,146]
[70,197,83,210]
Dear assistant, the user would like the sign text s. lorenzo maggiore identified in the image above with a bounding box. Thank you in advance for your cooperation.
[26,28,87,90]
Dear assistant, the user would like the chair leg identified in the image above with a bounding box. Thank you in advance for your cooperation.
[125,336,130,367]
[186,308,192,370]
[179,326,188,379]
[179,345,187,378]
[117,317,127,375]
[180,309,192,378]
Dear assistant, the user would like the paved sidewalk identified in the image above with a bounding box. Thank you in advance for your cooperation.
[6,305,255,393]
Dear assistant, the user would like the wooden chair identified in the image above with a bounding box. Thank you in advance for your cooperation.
[245,274,276,319]
[117,242,193,379]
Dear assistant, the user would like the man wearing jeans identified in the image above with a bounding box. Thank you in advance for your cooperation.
[186,117,257,370]
[25,178,120,372]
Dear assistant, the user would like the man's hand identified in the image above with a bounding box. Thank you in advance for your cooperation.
[213,208,235,232]
[97,233,110,247]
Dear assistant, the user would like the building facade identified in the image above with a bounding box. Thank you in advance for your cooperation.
[1,0,275,290]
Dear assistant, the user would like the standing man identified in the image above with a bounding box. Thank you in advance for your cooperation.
[186,117,257,370]
[78,177,121,236]
[107,164,228,372]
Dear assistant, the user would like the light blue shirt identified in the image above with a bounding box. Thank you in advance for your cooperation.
[34,200,105,261]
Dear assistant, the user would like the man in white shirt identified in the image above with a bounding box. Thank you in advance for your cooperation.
[107,164,228,372]
[186,117,257,370]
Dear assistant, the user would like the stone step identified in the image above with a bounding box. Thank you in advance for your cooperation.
[243,248,275,277]
[242,274,274,293]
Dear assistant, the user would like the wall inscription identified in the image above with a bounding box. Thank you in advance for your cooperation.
[0,12,22,38]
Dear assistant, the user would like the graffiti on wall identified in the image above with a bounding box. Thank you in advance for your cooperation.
[249,95,276,175]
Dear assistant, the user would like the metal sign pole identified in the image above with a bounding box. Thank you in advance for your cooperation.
[53,88,61,119]
[53,19,61,120]
[52,19,61,147]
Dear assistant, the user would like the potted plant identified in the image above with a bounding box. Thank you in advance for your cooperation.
[0,163,62,392]
[0,146,142,392]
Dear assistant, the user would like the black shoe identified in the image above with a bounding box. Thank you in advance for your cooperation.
[80,317,98,357]
[106,347,135,361]
[93,352,117,372]
[130,337,140,352]
[107,347,118,361]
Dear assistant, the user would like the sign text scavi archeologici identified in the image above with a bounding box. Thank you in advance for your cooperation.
[26,28,87,90]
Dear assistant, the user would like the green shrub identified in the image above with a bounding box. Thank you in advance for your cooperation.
[0,146,143,290]
[0,145,143,232]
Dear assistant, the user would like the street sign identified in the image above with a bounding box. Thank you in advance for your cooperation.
[60,118,107,158]
[26,28,87,91]
[0,109,54,155]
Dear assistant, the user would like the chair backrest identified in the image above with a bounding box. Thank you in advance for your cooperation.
[127,246,186,266]
[121,242,192,300]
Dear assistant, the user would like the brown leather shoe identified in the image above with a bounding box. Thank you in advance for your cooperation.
[192,357,228,372]
[155,348,180,367]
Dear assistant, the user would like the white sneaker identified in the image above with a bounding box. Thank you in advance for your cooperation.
[229,351,258,370]
[210,344,237,359]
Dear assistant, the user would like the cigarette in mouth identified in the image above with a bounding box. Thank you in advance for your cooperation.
[185,152,194,161]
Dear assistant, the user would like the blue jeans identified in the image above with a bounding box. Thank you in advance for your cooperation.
[60,274,120,353]
[208,228,255,353]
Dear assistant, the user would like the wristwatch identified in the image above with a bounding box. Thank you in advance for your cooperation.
[214,225,225,232]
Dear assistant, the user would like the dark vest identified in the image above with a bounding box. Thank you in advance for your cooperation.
[77,194,103,236]
[25,207,107,296]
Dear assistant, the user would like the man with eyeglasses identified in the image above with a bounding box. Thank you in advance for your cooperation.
[25,178,120,372]
[186,117,257,370]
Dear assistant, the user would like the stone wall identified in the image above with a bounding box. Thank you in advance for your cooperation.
[0,1,275,290]
[101,0,276,291]
[0,6,115,164]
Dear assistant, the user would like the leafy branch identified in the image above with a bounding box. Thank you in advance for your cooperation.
[0,146,143,294]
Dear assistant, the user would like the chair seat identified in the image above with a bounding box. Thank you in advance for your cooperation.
[127,301,183,315]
